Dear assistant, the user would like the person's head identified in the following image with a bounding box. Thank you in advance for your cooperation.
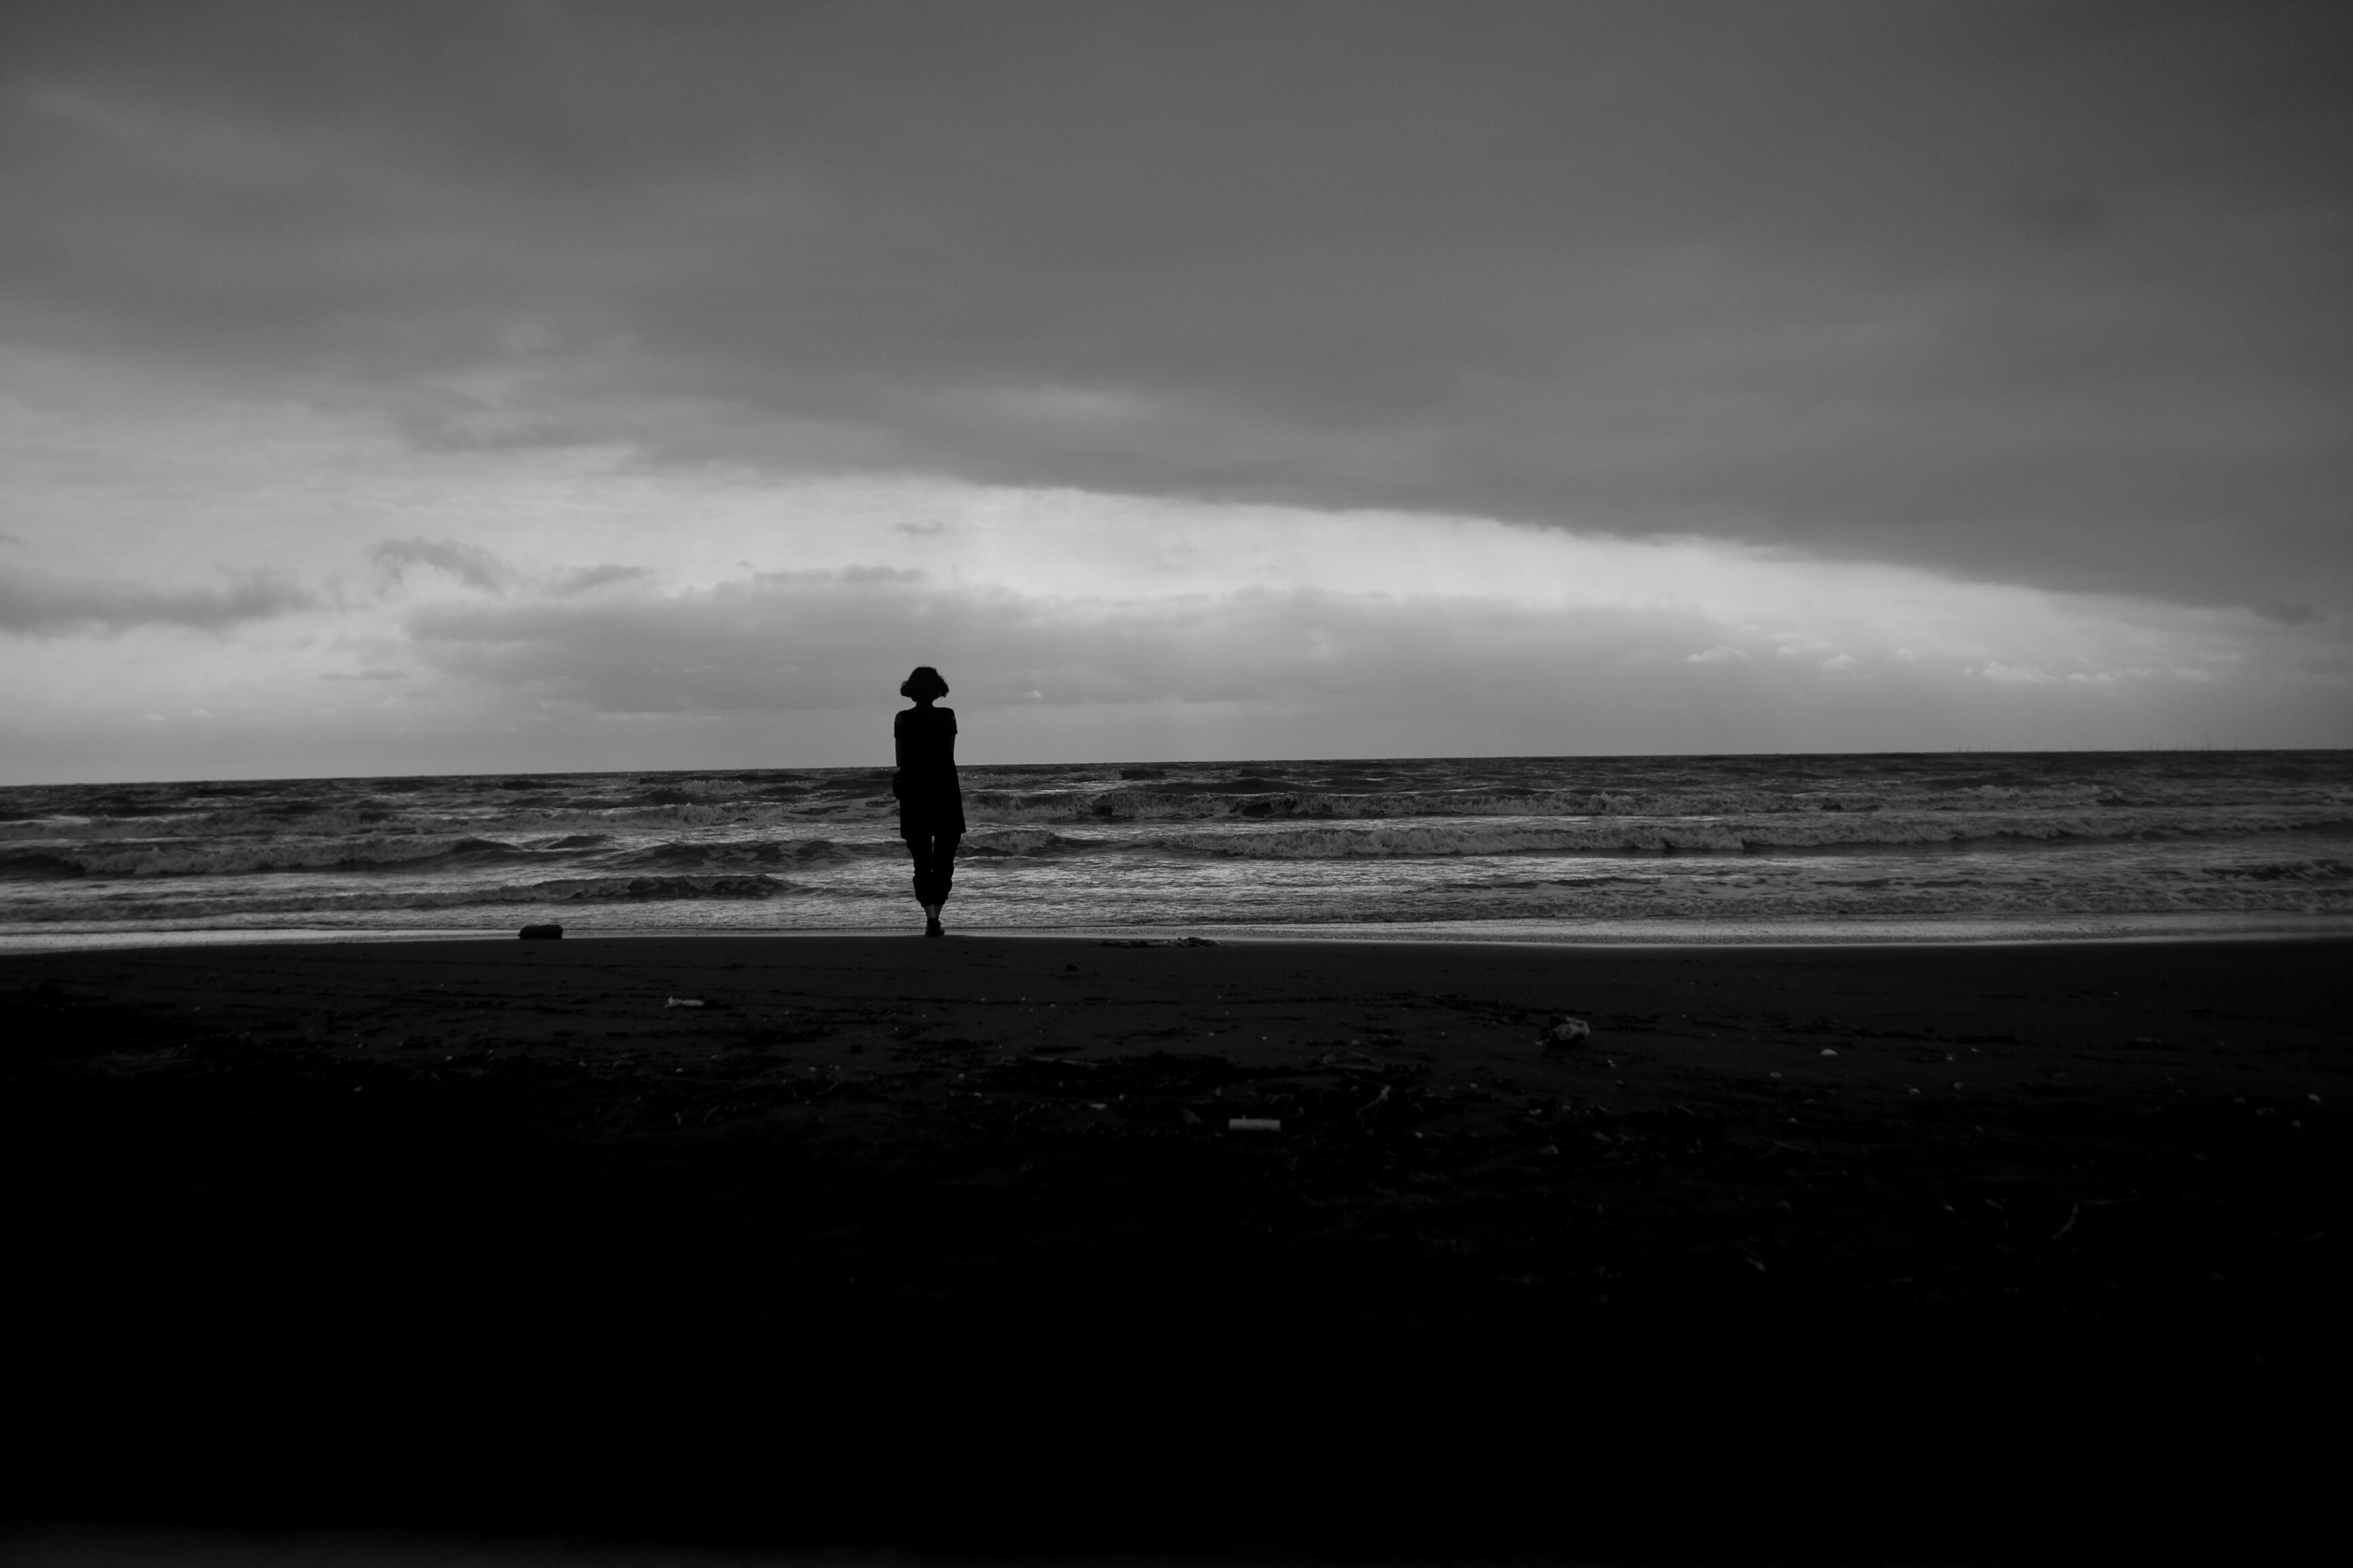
[900,666,950,704]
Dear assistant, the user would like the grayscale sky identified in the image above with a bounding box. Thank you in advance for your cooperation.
[3,0,2348,781]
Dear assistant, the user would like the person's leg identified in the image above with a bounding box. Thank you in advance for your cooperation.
[906,828,949,932]
[933,835,960,907]
[903,831,933,915]
[905,832,955,934]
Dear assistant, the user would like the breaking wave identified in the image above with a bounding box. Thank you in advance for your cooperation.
[960,828,1086,856]
[503,874,790,901]
[602,839,891,871]
[1128,809,2353,858]
[0,835,547,879]
[0,872,796,922]
[970,784,2353,824]
[2199,858,2353,883]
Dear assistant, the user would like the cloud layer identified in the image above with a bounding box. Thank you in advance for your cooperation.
[2,4,2349,780]
[7,473,2343,783]
[3,1,2349,614]
[0,564,314,634]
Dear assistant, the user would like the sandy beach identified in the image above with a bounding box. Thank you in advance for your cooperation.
[7,932,2346,1560]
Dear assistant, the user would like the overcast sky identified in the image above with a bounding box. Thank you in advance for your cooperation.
[3,0,2348,782]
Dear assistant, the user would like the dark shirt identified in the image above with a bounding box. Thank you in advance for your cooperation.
[893,705,965,833]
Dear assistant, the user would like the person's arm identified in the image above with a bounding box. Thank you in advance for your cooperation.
[894,710,912,771]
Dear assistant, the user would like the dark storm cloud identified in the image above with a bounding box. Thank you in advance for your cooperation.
[0,564,314,634]
[4,1,2348,607]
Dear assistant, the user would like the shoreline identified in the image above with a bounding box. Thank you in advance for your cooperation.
[5,907,2350,954]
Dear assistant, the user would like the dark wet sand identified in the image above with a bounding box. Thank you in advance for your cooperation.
[5,934,2347,1561]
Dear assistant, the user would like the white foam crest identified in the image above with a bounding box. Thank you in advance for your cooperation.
[1145,821,1746,857]
[0,818,103,839]
[969,784,2190,823]
[485,801,888,833]
[1133,807,2353,858]
[0,872,798,920]
[960,828,1083,856]
[7,799,857,845]
[0,806,445,843]
[605,837,893,870]
[510,873,791,901]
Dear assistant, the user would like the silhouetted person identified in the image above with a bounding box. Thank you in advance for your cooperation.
[893,666,965,937]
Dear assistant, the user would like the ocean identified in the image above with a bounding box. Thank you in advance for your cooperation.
[3,751,2350,950]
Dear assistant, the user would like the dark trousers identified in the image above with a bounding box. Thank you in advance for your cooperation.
[903,831,960,907]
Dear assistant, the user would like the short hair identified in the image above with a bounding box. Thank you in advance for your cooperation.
[900,666,950,701]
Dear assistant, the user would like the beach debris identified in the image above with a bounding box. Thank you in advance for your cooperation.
[1174,935,1219,947]
[518,924,563,940]
[666,996,706,1008]
[1819,1047,1839,1057]
[1539,1015,1592,1046]
[1227,1116,1281,1132]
